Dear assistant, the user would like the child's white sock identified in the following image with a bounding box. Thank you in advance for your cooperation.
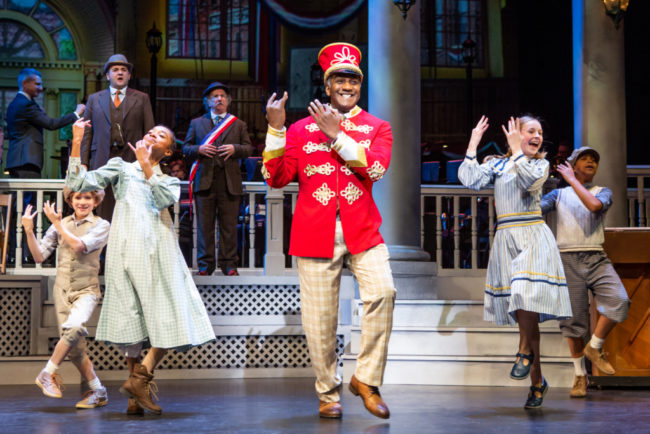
[87,376,103,391]
[572,356,587,376]
[590,335,605,350]
[44,360,58,375]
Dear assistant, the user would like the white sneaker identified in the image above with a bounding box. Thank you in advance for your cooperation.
[35,370,64,398]
[76,387,108,409]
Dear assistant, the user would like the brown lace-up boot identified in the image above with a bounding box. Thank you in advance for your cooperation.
[124,362,144,415]
[119,363,161,415]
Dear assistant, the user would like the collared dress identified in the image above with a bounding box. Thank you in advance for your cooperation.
[459,151,572,325]
[66,157,215,350]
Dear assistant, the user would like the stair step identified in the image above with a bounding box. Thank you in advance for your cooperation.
[343,355,574,387]
[349,326,569,357]
[355,300,561,329]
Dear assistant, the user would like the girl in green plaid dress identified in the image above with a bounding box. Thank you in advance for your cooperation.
[66,119,215,415]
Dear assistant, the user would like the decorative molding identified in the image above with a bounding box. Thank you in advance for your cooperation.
[0,60,82,70]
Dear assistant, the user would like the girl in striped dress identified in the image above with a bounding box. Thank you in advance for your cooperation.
[458,115,572,409]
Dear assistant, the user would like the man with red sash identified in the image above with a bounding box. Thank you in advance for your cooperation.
[264,42,396,419]
[183,82,253,276]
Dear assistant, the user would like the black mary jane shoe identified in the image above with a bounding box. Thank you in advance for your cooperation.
[524,377,549,409]
[510,352,534,380]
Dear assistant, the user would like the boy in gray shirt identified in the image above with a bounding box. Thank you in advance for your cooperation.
[541,146,629,398]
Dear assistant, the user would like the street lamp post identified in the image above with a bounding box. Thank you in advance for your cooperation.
[145,22,162,117]
[462,37,476,132]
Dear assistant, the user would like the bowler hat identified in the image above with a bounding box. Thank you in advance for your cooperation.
[203,82,230,98]
[104,54,133,75]
[566,146,600,166]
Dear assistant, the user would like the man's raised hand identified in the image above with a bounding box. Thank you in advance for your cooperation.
[308,100,342,140]
[266,91,288,130]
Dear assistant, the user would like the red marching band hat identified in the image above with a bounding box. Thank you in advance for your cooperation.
[318,42,363,83]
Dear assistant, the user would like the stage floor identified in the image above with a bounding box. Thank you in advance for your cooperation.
[1,377,649,433]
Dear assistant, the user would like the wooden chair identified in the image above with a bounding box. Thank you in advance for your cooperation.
[0,194,12,274]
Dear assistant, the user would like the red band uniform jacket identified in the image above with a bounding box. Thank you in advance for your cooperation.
[263,106,392,258]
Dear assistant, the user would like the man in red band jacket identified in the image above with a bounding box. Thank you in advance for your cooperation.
[263,42,396,420]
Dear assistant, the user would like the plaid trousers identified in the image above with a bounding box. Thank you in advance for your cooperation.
[297,220,396,402]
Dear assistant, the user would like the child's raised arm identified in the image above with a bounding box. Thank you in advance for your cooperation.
[70,118,91,159]
[557,162,603,212]
[21,204,45,263]
[43,201,87,253]
[66,118,121,192]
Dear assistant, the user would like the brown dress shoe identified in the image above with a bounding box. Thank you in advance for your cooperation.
[119,363,162,415]
[126,398,145,415]
[348,375,390,419]
[319,400,342,419]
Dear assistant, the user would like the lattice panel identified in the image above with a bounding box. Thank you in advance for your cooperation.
[0,288,31,356]
[198,284,301,316]
[49,335,344,370]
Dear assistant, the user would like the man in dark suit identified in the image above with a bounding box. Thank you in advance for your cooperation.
[80,54,155,220]
[5,68,84,264]
[6,68,84,179]
[183,82,253,276]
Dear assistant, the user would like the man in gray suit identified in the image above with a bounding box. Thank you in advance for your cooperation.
[183,82,253,275]
[80,54,155,220]
[5,68,84,179]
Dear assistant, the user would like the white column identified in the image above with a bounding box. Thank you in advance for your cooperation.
[574,0,627,226]
[368,0,429,260]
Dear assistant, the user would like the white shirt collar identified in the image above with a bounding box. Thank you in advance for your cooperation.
[211,111,228,122]
[110,86,128,96]
[19,91,32,101]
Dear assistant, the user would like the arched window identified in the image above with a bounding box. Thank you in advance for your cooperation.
[0,0,77,60]
[0,19,45,58]
[1,1,83,177]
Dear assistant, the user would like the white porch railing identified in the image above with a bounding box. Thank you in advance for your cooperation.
[1,165,648,275]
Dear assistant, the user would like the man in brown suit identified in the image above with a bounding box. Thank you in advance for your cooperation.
[183,82,253,275]
[80,54,155,220]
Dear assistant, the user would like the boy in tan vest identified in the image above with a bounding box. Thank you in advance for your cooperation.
[23,187,110,409]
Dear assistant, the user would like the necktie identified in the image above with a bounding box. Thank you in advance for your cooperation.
[114,92,121,107]
[214,116,223,126]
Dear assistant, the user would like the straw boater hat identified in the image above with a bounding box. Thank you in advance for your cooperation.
[318,42,363,83]
[566,146,600,166]
[103,54,133,75]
